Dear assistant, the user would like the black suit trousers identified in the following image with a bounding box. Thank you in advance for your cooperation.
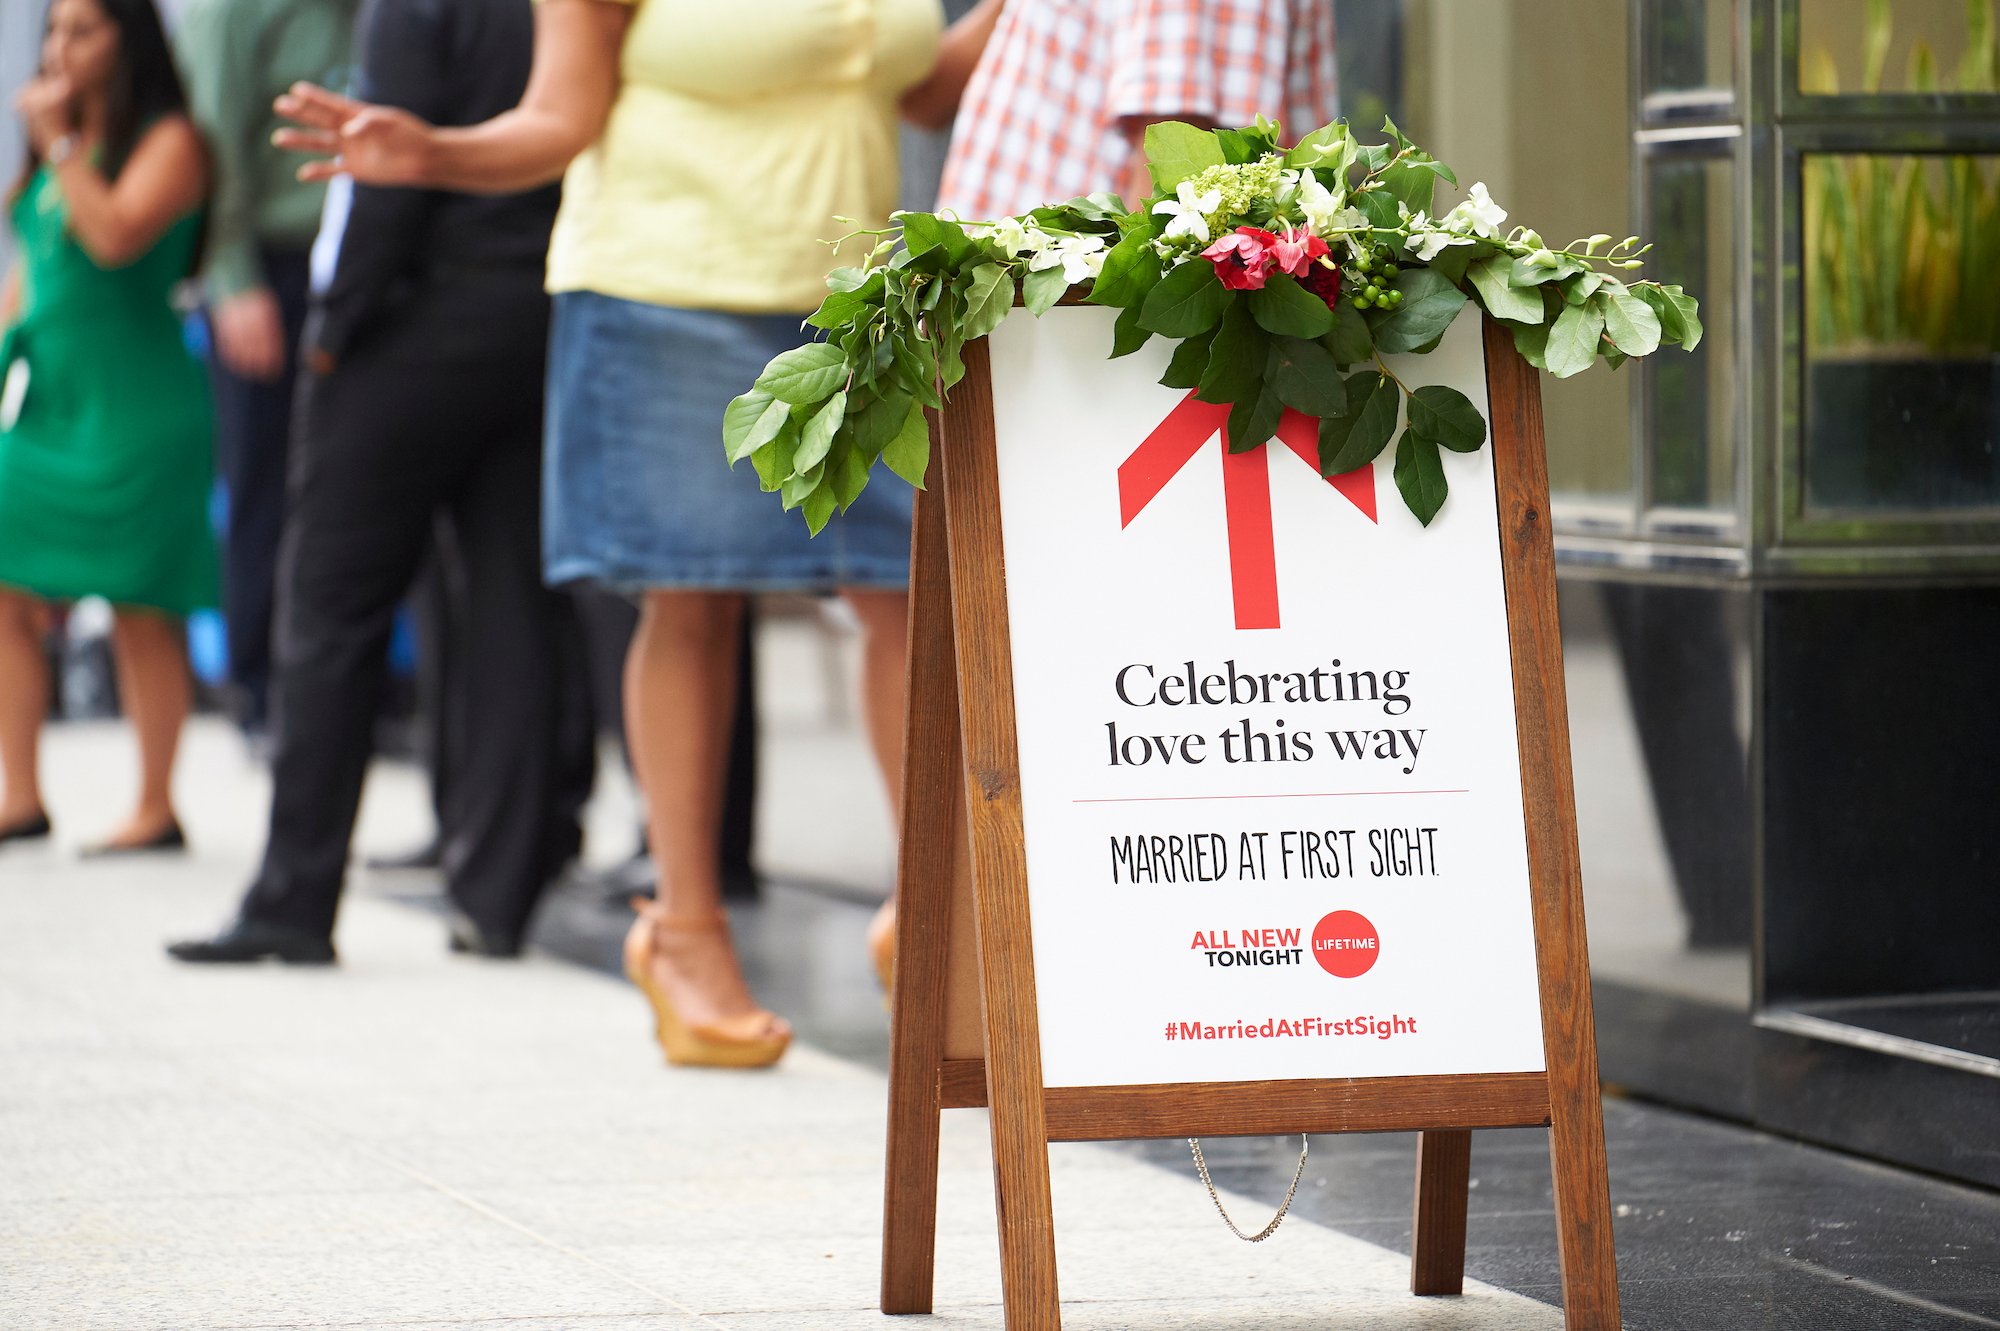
[240,273,564,944]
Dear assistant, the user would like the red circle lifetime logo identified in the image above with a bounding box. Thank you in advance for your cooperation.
[1311,910,1380,978]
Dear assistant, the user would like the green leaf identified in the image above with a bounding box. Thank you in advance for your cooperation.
[1139,259,1231,337]
[1393,428,1449,525]
[1285,121,1349,170]
[1022,263,1069,315]
[1159,326,1216,389]
[831,435,870,509]
[1511,252,1584,285]
[892,332,941,408]
[1323,300,1374,366]
[1560,269,1606,305]
[1355,187,1402,230]
[1110,302,1153,358]
[960,264,1014,340]
[1319,372,1399,475]
[1145,120,1227,192]
[1544,300,1606,378]
[827,267,871,293]
[1226,377,1284,454]
[1247,273,1336,338]
[849,387,913,457]
[1381,159,1449,215]
[782,462,824,508]
[794,392,847,472]
[802,482,838,535]
[1213,126,1270,165]
[1468,254,1543,324]
[1270,337,1346,417]
[750,414,801,491]
[1663,284,1703,349]
[901,212,975,264]
[1512,320,1552,371]
[882,402,931,489]
[756,342,847,405]
[1427,243,1475,286]
[723,389,792,464]
[1088,231,1163,309]
[1196,301,1268,404]
[806,269,886,330]
[1370,267,1468,353]
[1603,289,1662,357]
[1407,385,1487,453]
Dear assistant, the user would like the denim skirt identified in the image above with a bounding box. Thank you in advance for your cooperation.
[542,290,913,593]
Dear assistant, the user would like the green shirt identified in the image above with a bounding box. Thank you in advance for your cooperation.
[173,0,358,299]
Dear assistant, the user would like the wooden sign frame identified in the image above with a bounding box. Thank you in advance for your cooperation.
[879,314,1620,1330]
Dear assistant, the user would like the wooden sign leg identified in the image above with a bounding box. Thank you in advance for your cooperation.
[1410,1129,1472,1295]
[1483,317,1621,1330]
[940,341,1063,1331]
[882,444,962,1315]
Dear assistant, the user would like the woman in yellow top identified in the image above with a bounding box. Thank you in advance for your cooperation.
[273,0,1004,1068]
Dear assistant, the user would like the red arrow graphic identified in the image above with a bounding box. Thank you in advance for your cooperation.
[1118,392,1377,631]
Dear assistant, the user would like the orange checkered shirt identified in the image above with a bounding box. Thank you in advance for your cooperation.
[937,0,1340,221]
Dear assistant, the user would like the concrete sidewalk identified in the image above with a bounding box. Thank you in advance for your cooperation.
[2,721,1561,1330]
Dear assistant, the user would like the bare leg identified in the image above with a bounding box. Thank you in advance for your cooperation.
[843,587,911,978]
[104,607,189,845]
[0,588,52,825]
[623,590,786,1035]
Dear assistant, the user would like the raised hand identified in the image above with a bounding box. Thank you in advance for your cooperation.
[272,82,435,187]
[15,74,79,155]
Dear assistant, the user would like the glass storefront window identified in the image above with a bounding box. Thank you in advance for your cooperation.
[1648,155,1737,512]
[1646,0,1734,100]
[1802,152,2000,511]
[1799,0,1999,96]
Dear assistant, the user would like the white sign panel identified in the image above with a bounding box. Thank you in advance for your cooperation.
[987,306,1546,1089]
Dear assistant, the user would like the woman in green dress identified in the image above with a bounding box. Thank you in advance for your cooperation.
[0,0,213,852]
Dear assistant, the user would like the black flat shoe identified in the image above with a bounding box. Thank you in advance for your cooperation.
[0,811,52,845]
[166,919,336,965]
[81,820,186,859]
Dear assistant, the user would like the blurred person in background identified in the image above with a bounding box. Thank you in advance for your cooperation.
[173,0,355,744]
[0,0,212,853]
[938,0,1338,219]
[263,0,1002,1067]
[167,0,577,965]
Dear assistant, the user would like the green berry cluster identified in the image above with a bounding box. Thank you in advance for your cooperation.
[1345,245,1404,311]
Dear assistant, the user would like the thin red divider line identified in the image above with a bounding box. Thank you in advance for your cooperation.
[1072,789,1471,804]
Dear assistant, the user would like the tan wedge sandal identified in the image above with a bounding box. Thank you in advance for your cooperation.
[623,900,791,1070]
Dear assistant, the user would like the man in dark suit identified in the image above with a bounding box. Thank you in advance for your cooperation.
[170,0,575,962]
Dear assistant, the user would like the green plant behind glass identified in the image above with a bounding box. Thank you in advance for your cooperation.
[1805,0,2000,358]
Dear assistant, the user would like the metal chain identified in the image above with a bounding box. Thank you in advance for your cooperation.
[1187,1135,1310,1242]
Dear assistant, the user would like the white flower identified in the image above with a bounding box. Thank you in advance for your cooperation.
[1443,181,1507,239]
[1030,233,1109,285]
[1151,180,1222,244]
[1295,172,1348,237]
[986,215,1047,259]
[1401,211,1474,262]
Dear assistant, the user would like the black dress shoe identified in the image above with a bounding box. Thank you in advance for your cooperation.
[364,839,443,873]
[166,919,336,965]
[0,811,52,845]
[80,820,186,858]
[446,911,521,959]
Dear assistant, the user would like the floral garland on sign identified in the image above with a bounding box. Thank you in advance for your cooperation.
[725,117,1702,533]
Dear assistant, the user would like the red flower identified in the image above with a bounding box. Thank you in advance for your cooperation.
[1299,258,1342,311]
[1202,226,1281,291]
[1270,227,1330,278]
